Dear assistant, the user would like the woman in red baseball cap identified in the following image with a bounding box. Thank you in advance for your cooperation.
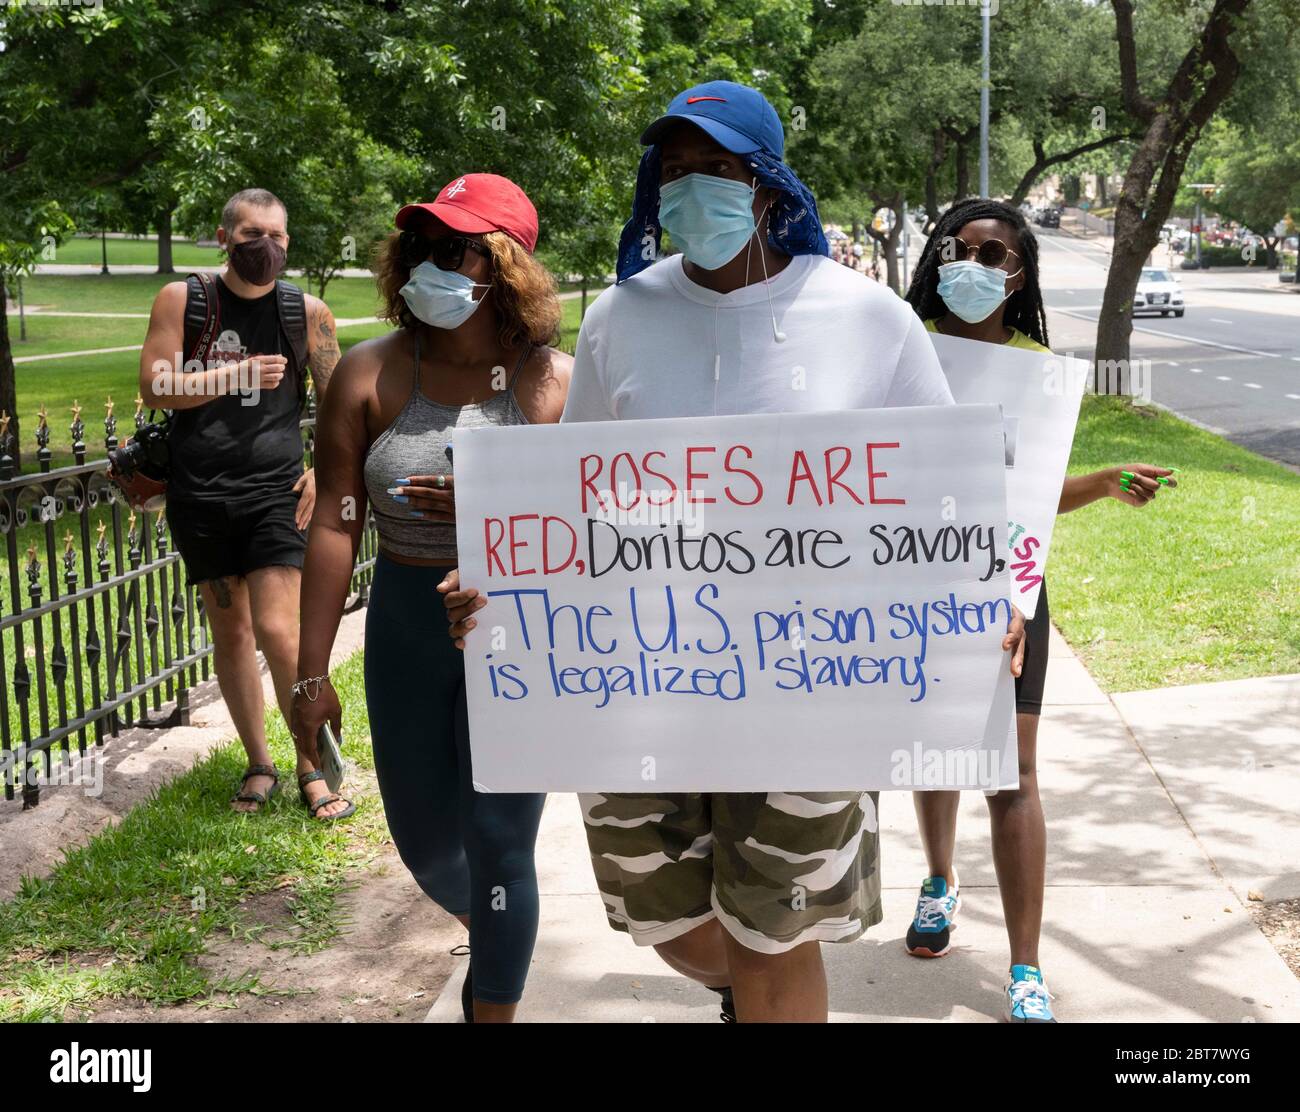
[291,172,572,1022]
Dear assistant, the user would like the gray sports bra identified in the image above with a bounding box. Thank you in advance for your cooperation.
[363,332,531,561]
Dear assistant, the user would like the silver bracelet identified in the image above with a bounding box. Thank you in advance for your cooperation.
[292,674,330,701]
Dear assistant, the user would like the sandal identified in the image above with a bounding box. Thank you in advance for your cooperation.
[298,770,356,821]
[231,763,280,812]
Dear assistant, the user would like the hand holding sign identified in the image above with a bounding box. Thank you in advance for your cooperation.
[1004,605,1027,677]
[437,567,484,647]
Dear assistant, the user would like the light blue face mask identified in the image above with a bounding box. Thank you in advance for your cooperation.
[399,262,490,329]
[659,173,760,270]
[936,259,1021,324]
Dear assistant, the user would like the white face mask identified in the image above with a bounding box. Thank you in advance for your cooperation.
[936,259,1022,323]
[399,262,490,329]
[659,173,760,270]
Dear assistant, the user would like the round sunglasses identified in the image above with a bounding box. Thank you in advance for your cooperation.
[399,230,492,272]
[946,235,1021,269]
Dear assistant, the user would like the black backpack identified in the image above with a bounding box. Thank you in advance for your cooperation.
[182,273,309,404]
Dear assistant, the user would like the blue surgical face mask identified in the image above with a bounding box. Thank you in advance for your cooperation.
[399,262,490,329]
[659,173,759,270]
[936,259,1021,324]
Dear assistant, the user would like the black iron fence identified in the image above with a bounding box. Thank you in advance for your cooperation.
[0,397,378,809]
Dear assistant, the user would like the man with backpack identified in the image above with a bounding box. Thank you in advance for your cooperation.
[138,187,350,818]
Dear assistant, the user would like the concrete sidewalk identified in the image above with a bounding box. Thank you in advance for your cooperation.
[427,630,1300,1023]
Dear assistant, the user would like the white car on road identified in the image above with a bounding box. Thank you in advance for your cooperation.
[1133,267,1185,318]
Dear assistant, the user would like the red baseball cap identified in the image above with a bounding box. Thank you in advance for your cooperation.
[395,173,539,253]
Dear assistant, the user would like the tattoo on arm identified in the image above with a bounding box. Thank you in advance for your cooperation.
[309,308,341,395]
[208,576,234,610]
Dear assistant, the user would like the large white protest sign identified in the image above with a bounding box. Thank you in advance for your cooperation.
[453,404,1017,793]
[931,334,1088,618]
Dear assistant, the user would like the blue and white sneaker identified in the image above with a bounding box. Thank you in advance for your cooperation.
[905,874,960,958]
[1005,964,1057,1023]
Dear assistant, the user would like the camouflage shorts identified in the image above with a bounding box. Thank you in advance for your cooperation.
[578,791,882,954]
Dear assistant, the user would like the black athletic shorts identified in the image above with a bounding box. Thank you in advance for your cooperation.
[1014,578,1050,716]
[166,491,307,586]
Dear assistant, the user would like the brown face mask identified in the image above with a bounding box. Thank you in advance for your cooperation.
[228,236,286,285]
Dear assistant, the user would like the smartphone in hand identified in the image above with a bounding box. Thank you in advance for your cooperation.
[317,723,346,794]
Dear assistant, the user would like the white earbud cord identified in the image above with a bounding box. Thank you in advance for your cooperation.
[715,186,784,417]
[743,191,785,344]
[757,207,786,343]
[713,300,721,416]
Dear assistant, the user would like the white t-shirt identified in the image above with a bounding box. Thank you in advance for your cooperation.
[561,253,953,424]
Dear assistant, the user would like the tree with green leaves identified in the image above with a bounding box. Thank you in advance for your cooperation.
[0,203,75,466]
[1094,0,1298,386]
[1186,74,1300,269]
[802,0,986,290]
[0,0,235,442]
[996,0,1137,206]
[143,42,419,301]
[314,0,644,284]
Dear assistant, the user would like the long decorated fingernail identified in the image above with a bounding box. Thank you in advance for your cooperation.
[392,478,410,486]
[1121,470,1135,479]
[392,494,409,503]
[1157,477,1170,485]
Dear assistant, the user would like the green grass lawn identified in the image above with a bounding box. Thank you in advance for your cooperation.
[7,276,390,468]
[1051,396,1300,692]
[7,274,586,468]
[9,315,149,360]
[48,235,224,269]
[38,234,611,295]
[14,272,387,321]
[13,271,593,329]
[0,648,385,1021]
[16,273,189,315]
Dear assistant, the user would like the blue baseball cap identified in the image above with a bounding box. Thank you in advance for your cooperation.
[640,80,785,159]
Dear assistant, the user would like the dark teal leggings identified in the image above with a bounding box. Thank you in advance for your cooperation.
[364,554,546,1005]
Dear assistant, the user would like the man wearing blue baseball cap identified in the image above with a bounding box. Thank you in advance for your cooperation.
[445,80,1024,1021]
[569,79,964,1023]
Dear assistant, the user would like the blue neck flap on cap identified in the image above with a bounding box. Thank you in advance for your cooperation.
[615,146,830,284]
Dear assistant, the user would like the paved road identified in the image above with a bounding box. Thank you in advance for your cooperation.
[1034,229,1300,466]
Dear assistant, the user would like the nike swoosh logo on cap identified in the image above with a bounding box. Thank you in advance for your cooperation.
[685,96,726,103]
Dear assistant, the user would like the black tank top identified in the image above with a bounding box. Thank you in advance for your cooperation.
[168,275,305,503]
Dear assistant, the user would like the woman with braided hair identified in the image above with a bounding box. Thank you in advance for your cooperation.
[901,198,1177,1022]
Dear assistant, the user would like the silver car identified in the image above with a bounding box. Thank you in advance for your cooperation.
[1133,267,1185,318]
